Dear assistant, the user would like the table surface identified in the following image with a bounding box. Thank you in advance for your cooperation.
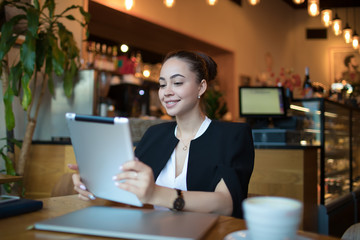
[0,195,340,240]
[0,174,23,184]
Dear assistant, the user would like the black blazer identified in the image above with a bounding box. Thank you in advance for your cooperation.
[134,120,254,218]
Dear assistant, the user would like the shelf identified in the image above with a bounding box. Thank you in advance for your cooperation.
[0,174,23,184]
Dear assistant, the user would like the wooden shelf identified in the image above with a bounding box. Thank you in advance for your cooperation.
[0,174,23,184]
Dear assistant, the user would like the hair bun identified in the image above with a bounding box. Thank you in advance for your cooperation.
[196,52,218,82]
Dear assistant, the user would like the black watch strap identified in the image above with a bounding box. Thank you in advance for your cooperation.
[172,189,185,211]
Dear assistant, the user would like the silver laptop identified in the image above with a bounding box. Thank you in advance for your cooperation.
[65,113,142,207]
[34,206,219,240]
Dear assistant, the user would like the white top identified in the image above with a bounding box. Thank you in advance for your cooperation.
[155,116,212,191]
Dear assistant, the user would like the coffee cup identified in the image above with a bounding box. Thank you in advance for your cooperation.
[242,196,303,240]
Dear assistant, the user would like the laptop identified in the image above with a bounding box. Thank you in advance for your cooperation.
[65,113,142,207]
[34,206,219,240]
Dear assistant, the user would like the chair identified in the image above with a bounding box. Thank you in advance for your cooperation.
[51,173,76,197]
[342,223,360,240]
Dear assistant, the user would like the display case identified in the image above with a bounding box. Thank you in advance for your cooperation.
[288,98,360,237]
[288,98,360,205]
[352,110,360,191]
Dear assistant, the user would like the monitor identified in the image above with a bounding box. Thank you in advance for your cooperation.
[239,86,287,118]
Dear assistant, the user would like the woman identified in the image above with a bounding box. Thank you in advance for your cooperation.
[71,50,254,218]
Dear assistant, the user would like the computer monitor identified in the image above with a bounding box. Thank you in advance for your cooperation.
[239,86,287,118]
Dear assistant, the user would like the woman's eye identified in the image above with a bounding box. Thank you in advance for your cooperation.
[174,82,183,86]
[159,84,166,88]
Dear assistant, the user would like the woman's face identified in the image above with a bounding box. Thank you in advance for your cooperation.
[158,57,206,117]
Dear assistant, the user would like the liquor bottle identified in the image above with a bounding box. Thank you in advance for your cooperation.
[302,66,313,98]
[86,41,95,69]
[112,46,118,72]
[94,42,101,70]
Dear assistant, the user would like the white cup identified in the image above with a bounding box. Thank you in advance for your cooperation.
[242,196,303,240]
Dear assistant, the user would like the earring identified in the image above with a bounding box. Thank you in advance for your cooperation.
[198,95,201,99]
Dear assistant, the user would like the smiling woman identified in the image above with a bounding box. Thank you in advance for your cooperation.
[70,50,255,218]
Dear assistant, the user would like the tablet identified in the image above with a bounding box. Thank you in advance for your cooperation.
[65,113,142,207]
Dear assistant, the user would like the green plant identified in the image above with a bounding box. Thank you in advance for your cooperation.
[0,0,90,176]
[204,83,228,120]
[0,137,22,193]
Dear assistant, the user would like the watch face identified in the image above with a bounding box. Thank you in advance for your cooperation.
[174,197,185,211]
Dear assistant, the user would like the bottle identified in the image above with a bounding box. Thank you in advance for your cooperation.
[302,66,313,98]
[86,41,95,69]
[93,42,101,70]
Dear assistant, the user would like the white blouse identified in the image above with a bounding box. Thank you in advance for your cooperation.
[155,117,212,191]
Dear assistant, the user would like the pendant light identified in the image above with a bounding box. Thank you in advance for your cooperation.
[332,11,342,36]
[164,0,175,8]
[308,0,319,17]
[343,9,352,43]
[321,9,332,27]
[352,8,359,49]
[292,0,305,4]
[248,0,260,6]
[353,32,359,49]
[207,0,218,6]
[125,0,134,10]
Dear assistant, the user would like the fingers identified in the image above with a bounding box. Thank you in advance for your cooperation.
[113,159,155,203]
[67,163,79,171]
[72,173,96,201]
[120,158,151,174]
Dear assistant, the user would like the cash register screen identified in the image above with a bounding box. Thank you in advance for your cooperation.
[239,87,287,118]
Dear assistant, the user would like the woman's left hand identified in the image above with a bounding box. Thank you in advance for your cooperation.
[113,157,155,204]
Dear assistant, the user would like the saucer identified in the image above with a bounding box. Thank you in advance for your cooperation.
[223,230,311,240]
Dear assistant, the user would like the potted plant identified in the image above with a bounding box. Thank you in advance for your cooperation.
[0,0,89,183]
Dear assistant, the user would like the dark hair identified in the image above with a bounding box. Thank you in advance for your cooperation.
[162,50,217,83]
[344,54,355,67]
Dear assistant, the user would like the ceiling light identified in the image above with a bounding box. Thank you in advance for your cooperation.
[207,0,218,6]
[292,0,304,4]
[164,0,175,8]
[332,13,342,36]
[343,8,352,43]
[125,0,134,10]
[308,0,319,17]
[248,0,260,6]
[352,32,359,49]
[343,23,353,43]
[352,8,358,50]
[120,44,129,53]
[321,9,332,27]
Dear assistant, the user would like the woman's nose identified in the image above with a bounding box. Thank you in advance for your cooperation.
[164,85,174,96]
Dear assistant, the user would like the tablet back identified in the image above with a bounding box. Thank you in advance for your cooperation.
[65,113,142,206]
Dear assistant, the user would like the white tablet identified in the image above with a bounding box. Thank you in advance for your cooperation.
[65,113,142,207]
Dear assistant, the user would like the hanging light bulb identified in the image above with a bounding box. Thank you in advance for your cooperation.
[343,9,352,43]
[352,8,359,50]
[332,13,342,36]
[321,9,332,27]
[125,0,134,10]
[207,0,218,6]
[248,0,260,6]
[308,0,319,17]
[343,23,353,43]
[164,0,175,8]
[292,0,304,4]
[353,31,359,49]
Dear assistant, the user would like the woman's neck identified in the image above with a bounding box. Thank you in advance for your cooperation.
[176,112,205,139]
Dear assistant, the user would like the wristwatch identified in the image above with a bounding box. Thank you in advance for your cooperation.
[172,189,185,211]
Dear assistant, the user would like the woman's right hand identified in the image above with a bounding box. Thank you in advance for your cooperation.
[68,164,96,201]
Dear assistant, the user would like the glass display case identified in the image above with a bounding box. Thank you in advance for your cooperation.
[352,110,360,191]
[289,98,359,205]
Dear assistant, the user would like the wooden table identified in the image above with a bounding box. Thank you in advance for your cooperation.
[0,195,340,240]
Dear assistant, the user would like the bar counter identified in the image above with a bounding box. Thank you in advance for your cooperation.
[0,195,340,240]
